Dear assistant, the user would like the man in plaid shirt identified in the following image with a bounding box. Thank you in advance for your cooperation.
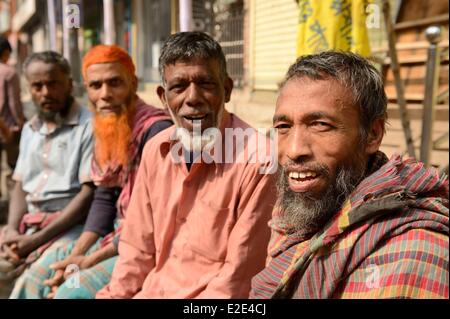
[251,51,448,299]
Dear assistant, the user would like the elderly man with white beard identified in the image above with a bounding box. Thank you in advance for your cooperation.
[97,31,277,299]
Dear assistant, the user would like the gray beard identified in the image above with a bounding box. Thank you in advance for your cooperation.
[274,159,366,236]
[38,97,72,123]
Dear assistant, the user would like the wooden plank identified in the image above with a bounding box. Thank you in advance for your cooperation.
[382,55,449,66]
[394,14,449,31]
[382,0,416,158]
[372,40,449,54]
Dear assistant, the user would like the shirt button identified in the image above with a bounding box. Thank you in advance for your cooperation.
[43,174,48,179]
[43,153,48,158]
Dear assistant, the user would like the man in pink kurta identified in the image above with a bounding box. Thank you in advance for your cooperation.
[97,32,277,299]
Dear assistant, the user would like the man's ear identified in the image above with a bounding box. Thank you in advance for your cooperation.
[365,118,384,155]
[131,75,138,93]
[224,76,233,103]
[157,85,167,107]
[68,77,73,93]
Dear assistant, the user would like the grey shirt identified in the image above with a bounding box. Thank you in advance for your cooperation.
[13,101,94,213]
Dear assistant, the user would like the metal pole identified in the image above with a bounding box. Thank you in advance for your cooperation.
[382,0,416,158]
[179,0,192,32]
[103,0,116,44]
[420,26,442,166]
[47,0,57,51]
[62,0,70,60]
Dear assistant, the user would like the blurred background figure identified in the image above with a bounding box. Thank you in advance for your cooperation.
[0,35,24,197]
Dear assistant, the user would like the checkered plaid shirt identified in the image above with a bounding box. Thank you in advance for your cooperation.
[250,152,449,299]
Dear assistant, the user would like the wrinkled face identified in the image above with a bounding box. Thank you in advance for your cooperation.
[274,77,368,199]
[157,58,233,133]
[26,61,72,120]
[85,62,137,116]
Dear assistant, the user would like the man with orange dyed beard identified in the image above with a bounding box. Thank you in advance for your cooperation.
[10,45,172,299]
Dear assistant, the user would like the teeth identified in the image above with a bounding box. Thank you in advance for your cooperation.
[289,171,317,179]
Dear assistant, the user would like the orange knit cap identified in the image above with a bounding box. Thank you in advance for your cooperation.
[82,44,135,80]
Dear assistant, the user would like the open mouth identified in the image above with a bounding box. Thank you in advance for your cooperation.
[184,114,208,122]
[286,170,321,193]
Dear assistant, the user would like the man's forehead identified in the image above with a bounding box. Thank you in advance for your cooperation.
[86,62,129,79]
[86,61,127,73]
[275,77,356,117]
[26,62,67,81]
[164,58,220,74]
[27,61,61,75]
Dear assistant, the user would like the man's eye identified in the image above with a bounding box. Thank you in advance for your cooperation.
[274,123,291,132]
[109,79,122,87]
[89,83,101,89]
[47,81,58,88]
[311,121,333,131]
[169,83,186,91]
[200,81,215,89]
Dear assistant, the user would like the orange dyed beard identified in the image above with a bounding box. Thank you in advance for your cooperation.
[93,102,136,170]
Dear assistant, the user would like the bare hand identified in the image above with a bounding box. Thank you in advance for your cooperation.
[50,254,93,278]
[0,243,22,265]
[2,233,40,258]
[0,226,19,247]
[44,254,93,299]
[43,269,65,299]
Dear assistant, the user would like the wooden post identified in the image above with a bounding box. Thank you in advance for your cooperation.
[420,26,442,166]
[382,0,416,158]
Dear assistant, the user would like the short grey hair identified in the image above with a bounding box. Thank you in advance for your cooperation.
[23,51,71,77]
[158,31,228,83]
[281,51,387,141]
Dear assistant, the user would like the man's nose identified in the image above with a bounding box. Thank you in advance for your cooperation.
[100,83,112,100]
[185,83,202,107]
[41,84,51,97]
[285,126,313,162]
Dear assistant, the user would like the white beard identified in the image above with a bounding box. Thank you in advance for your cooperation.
[168,106,223,153]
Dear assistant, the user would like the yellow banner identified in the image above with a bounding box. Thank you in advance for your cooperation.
[296,0,371,57]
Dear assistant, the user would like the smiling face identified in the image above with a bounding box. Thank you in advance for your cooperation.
[85,62,137,116]
[275,77,368,196]
[25,61,73,121]
[273,76,374,234]
[157,58,232,133]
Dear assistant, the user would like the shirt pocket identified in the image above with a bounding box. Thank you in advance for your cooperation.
[185,199,234,262]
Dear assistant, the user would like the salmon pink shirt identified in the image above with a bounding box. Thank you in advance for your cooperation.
[97,112,277,299]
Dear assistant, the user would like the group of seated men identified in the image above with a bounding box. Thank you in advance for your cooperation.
[0,31,448,299]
